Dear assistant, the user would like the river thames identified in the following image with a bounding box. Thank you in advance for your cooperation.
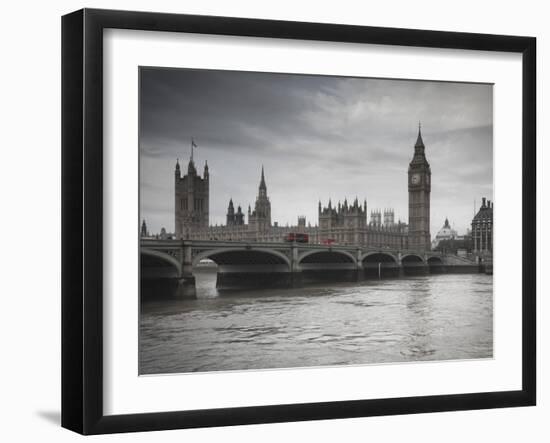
[139,270,493,375]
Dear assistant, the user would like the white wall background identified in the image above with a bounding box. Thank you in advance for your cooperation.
[0,0,545,441]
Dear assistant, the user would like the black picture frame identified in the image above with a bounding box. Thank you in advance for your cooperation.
[61,8,536,435]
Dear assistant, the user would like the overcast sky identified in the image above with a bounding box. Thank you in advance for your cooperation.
[140,67,493,237]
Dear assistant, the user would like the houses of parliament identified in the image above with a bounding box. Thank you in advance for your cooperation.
[168,125,432,251]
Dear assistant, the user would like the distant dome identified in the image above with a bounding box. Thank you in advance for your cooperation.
[432,218,458,249]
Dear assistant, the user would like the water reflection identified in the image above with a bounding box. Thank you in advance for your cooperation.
[140,271,493,374]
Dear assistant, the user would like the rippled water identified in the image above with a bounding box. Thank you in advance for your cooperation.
[139,270,493,374]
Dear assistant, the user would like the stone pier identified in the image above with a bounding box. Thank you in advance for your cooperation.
[140,239,486,298]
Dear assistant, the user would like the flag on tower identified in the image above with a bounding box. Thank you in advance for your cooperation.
[190,138,198,162]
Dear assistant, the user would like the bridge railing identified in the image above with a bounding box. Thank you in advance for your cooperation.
[140,238,443,260]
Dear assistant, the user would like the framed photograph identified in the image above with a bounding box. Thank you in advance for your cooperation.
[61,8,536,435]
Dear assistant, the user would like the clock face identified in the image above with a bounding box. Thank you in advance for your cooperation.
[411,174,421,185]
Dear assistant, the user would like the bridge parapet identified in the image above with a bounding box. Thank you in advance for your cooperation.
[140,239,443,269]
[139,239,476,299]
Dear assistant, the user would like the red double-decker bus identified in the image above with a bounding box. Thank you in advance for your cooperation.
[284,233,309,243]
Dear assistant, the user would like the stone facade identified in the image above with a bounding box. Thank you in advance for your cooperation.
[174,156,209,239]
[472,197,493,254]
[431,218,458,250]
[225,199,245,226]
[248,166,272,234]
[169,128,431,248]
[317,199,408,248]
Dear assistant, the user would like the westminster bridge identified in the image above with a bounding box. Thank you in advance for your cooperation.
[140,239,480,298]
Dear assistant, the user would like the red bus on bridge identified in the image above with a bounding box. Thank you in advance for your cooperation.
[284,233,309,243]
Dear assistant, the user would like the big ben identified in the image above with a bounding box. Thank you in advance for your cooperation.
[408,123,431,251]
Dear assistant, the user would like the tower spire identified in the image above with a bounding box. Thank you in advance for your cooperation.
[259,165,266,190]
[415,121,425,149]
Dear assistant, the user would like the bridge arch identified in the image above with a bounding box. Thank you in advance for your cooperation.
[298,249,356,264]
[401,254,425,264]
[427,256,443,264]
[192,247,291,268]
[361,251,398,264]
[141,248,182,277]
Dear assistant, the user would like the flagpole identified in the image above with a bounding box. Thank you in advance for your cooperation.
[191,138,198,163]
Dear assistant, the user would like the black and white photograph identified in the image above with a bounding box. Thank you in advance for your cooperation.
[139,67,494,375]
[0,0,543,439]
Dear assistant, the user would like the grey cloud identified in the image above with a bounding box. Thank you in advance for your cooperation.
[140,67,492,237]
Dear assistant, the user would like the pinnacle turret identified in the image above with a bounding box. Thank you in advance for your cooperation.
[415,121,425,149]
[259,165,266,191]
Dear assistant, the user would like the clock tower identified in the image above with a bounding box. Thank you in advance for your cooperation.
[408,123,431,251]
